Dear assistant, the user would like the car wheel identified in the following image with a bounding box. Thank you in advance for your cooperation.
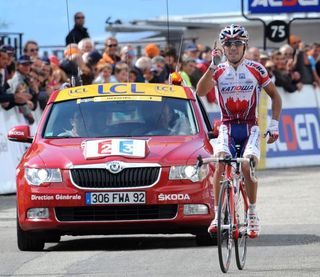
[44,232,61,243]
[195,232,218,246]
[17,219,45,251]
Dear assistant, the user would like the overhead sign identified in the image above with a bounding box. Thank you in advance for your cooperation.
[266,20,289,42]
[248,0,320,14]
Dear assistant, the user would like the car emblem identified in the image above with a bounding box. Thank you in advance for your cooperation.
[106,161,122,174]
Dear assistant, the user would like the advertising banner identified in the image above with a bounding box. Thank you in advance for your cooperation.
[266,86,320,168]
[248,0,320,14]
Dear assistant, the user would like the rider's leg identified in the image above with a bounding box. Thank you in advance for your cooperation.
[242,125,260,237]
[208,124,231,233]
[241,158,258,204]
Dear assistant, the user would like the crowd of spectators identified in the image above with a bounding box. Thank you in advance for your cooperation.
[1,12,320,125]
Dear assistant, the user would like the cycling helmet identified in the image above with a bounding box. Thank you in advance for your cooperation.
[219,24,249,46]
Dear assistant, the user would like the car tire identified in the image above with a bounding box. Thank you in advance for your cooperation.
[44,232,61,243]
[195,232,218,246]
[17,219,45,251]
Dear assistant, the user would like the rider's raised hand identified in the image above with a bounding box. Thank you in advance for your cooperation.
[264,119,279,144]
[209,42,222,71]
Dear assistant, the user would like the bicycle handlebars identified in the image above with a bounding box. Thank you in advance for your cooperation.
[197,155,257,181]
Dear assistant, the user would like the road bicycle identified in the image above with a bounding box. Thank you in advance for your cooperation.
[197,146,256,273]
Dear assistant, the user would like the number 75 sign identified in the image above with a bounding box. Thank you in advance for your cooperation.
[266,20,289,42]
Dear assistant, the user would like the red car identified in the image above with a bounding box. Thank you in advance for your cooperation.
[8,82,216,251]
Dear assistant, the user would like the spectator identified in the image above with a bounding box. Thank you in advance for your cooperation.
[133,57,152,83]
[271,50,302,93]
[110,62,129,83]
[289,35,301,53]
[293,42,316,85]
[246,47,261,62]
[180,57,196,87]
[78,38,94,54]
[259,52,269,67]
[183,43,199,60]
[150,55,167,83]
[307,43,320,86]
[65,12,90,45]
[102,37,120,64]
[120,45,136,67]
[47,68,68,93]
[163,46,178,74]
[144,43,159,59]
[0,47,28,107]
[1,45,16,79]
[129,69,138,82]
[60,43,93,85]
[7,55,38,123]
[93,63,112,84]
[183,43,203,88]
[23,40,39,60]
[13,83,35,122]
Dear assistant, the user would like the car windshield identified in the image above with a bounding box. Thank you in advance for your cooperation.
[43,96,198,138]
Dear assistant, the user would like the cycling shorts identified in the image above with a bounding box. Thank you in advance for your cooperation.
[213,123,260,160]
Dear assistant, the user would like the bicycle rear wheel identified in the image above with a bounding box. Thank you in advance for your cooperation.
[217,181,232,273]
[235,184,248,270]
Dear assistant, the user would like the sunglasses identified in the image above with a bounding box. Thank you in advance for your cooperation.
[224,40,245,47]
[76,16,85,19]
[107,44,118,48]
[29,48,39,52]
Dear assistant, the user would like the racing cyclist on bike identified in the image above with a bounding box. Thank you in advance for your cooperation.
[197,24,282,237]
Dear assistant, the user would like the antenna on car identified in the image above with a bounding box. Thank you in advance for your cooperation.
[65,0,82,87]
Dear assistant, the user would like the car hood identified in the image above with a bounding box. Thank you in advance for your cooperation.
[31,137,205,168]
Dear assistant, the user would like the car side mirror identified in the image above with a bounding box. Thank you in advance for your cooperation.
[7,125,33,143]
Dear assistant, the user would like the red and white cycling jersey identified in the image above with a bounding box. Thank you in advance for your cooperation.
[212,59,271,124]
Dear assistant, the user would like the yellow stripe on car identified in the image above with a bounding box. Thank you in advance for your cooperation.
[55,83,188,102]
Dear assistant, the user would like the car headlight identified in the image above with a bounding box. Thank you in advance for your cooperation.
[169,164,209,182]
[25,168,62,186]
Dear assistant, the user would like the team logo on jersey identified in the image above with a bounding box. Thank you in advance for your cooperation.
[226,97,249,113]
[221,85,254,93]
[239,73,245,79]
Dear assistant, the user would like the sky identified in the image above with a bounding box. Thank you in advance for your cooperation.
[0,0,241,47]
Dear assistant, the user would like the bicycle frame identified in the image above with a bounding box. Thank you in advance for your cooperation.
[221,160,249,240]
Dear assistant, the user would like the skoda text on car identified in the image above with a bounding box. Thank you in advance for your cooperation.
[8,82,216,251]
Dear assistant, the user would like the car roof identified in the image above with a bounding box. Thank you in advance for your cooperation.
[49,83,195,104]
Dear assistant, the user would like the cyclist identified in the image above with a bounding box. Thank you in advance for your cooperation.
[197,24,282,237]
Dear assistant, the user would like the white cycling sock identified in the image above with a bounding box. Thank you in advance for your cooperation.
[248,203,256,214]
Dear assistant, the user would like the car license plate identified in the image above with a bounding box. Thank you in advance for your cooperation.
[85,192,146,205]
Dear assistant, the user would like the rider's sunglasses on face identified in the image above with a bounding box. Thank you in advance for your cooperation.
[224,40,245,48]
[107,44,118,48]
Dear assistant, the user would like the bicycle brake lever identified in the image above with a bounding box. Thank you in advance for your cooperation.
[197,155,203,168]
[263,131,271,138]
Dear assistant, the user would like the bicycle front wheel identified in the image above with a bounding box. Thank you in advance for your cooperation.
[217,181,233,273]
[235,183,248,270]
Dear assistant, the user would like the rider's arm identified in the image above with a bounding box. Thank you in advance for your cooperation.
[263,81,282,121]
[196,69,214,96]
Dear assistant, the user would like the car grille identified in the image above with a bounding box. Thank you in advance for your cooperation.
[55,205,177,221]
[70,167,160,188]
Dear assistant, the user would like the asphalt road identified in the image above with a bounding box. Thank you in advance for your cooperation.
[1,166,320,276]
